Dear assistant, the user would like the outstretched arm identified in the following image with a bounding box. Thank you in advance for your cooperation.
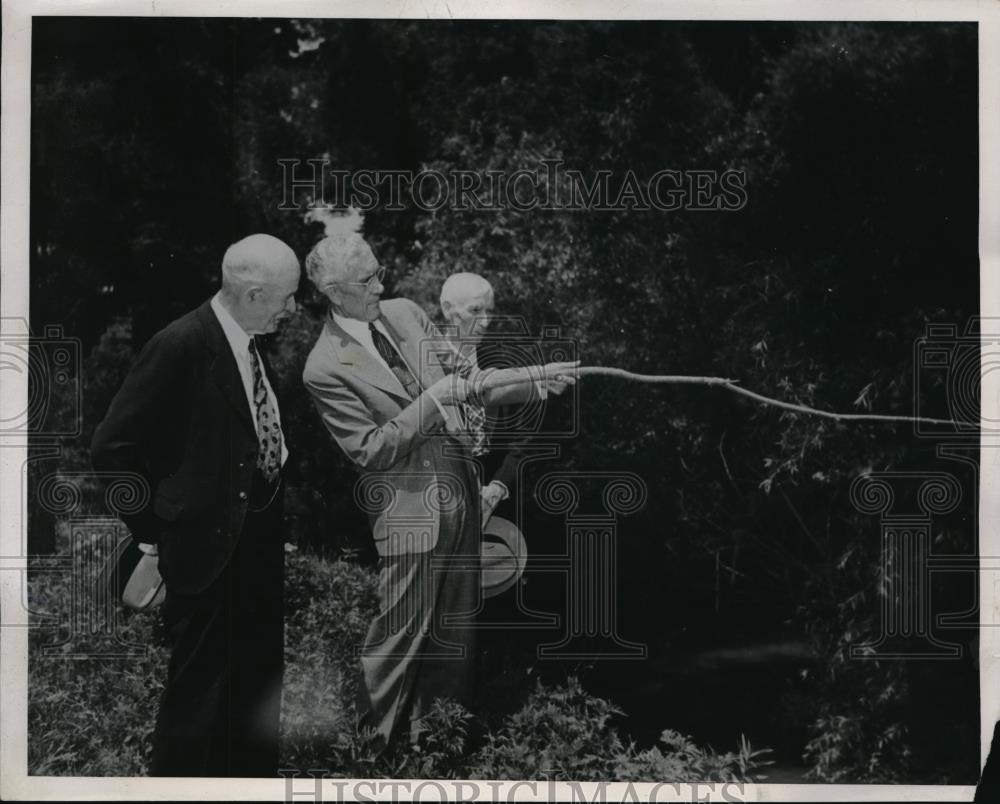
[471,361,579,406]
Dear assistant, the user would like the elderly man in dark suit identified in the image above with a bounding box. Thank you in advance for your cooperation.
[301,233,575,745]
[439,271,572,528]
[91,234,300,777]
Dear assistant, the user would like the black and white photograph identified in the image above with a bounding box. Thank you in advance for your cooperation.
[1,1,997,800]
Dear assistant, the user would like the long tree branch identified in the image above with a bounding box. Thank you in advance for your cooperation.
[476,365,965,428]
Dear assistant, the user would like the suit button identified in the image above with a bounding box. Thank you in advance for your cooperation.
[238,461,245,468]
[422,460,431,468]
[239,491,248,500]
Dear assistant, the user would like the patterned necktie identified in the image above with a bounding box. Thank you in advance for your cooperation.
[369,323,420,399]
[247,339,282,484]
[456,351,489,457]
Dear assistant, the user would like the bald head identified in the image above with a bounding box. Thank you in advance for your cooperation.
[219,234,300,335]
[223,234,300,291]
[440,272,495,345]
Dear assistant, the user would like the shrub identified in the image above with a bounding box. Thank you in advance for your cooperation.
[471,676,625,781]
[280,549,379,771]
[796,525,914,782]
[471,677,766,783]
[30,544,768,783]
[615,731,773,783]
[326,698,476,780]
[27,551,167,776]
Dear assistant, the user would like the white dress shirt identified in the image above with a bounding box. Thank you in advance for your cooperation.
[211,293,289,467]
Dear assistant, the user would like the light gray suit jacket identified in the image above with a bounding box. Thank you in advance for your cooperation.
[303,298,532,557]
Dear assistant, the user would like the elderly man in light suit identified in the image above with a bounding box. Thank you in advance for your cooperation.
[302,233,575,744]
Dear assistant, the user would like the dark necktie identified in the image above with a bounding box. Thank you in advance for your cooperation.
[455,350,489,457]
[369,323,420,399]
[247,339,282,483]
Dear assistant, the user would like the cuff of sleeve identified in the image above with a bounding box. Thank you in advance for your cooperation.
[535,379,548,400]
[491,480,510,501]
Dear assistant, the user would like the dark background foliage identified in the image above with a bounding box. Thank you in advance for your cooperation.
[29,18,978,781]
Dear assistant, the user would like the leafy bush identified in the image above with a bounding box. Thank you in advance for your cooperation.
[27,546,167,776]
[800,626,912,782]
[28,537,379,776]
[30,542,765,784]
[471,677,767,783]
[793,504,914,782]
[615,731,773,783]
[278,549,378,771]
[323,698,476,780]
[471,676,625,781]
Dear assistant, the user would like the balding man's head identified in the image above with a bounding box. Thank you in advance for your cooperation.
[219,234,300,335]
[440,272,495,344]
[223,234,299,289]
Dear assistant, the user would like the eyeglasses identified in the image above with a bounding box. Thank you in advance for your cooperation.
[326,265,386,293]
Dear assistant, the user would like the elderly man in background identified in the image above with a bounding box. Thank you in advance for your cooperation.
[439,272,572,527]
[302,233,576,745]
[92,234,300,777]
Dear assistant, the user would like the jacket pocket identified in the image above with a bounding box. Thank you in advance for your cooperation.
[371,488,439,555]
[153,473,216,522]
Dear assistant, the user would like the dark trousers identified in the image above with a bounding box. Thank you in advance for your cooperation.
[150,478,284,777]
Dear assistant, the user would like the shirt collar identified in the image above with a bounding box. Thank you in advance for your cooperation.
[332,311,390,344]
[210,292,253,358]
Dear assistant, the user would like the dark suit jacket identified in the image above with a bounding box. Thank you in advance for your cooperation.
[475,340,544,497]
[92,300,273,595]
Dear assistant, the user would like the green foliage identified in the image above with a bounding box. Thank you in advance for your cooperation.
[80,319,137,439]
[614,731,773,783]
[28,537,379,776]
[471,677,626,781]
[333,698,477,780]
[796,549,913,783]
[471,677,766,783]
[27,528,168,776]
[322,677,768,782]
[29,541,765,781]
[280,549,379,770]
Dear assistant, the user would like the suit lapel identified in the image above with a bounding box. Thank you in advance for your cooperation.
[196,302,257,438]
[379,307,446,390]
[380,305,473,445]
[323,316,410,400]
